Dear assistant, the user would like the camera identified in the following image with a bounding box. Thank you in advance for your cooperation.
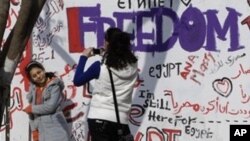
[92,48,101,55]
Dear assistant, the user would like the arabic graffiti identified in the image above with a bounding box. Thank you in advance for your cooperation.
[164,90,250,118]
[239,85,250,104]
[231,63,250,79]
[210,53,246,74]
[32,0,64,48]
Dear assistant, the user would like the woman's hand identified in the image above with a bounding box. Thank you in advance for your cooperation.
[23,104,32,114]
[82,47,94,57]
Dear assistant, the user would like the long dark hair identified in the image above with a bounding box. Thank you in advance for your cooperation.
[25,61,55,84]
[104,27,137,70]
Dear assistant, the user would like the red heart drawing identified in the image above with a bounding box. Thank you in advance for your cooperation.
[212,77,232,97]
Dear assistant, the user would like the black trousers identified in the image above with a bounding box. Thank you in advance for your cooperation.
[88,119,131,141]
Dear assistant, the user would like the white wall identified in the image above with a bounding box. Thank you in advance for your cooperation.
[1,0,250,140]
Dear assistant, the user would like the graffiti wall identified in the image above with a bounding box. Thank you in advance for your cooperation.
[1,0,250,141]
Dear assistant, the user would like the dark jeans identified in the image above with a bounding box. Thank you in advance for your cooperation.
[88,119,131,141]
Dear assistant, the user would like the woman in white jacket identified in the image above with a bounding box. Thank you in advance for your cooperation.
[73,27,138,141]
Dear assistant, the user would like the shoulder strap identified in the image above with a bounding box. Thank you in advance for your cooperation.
[107,67,121,124]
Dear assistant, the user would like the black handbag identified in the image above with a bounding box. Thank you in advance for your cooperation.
[107,67,134,141]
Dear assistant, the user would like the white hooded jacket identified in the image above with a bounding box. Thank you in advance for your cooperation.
[87,62,138,124]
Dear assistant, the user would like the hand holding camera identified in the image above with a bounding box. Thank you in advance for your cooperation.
[92,48,104,56]
[92,48,101,55]
[81,47,105,57]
